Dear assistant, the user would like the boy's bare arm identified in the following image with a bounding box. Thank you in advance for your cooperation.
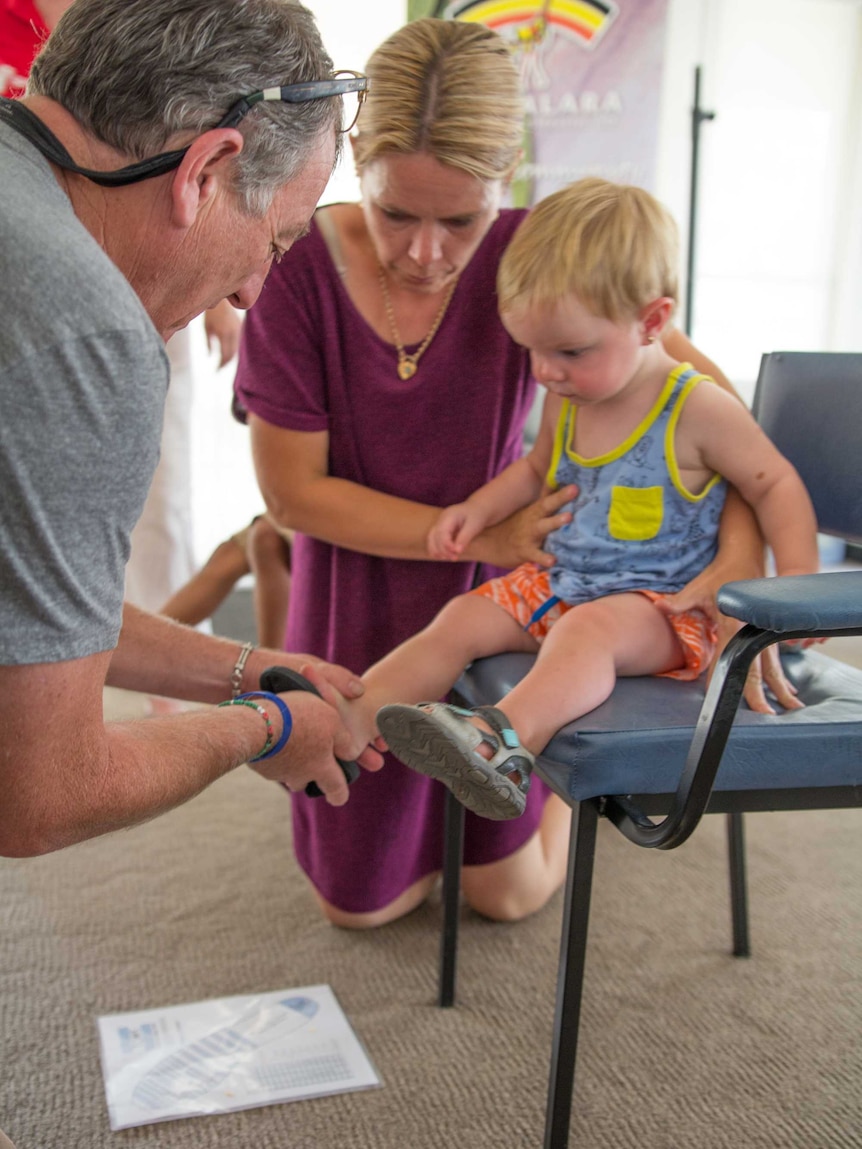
[433,391,565,559]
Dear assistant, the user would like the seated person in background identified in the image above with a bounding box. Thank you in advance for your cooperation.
[160,515,294,650]
[344,178,821,820]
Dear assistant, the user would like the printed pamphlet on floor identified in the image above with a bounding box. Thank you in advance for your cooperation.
[97,984,381,1129]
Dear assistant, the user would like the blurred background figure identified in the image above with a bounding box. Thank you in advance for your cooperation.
[160,514,294,649]
[125,300,243,614]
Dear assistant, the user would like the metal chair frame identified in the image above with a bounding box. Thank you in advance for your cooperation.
[434,352,862,1147]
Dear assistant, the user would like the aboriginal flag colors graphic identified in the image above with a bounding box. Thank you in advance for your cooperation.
[444,0,619,49]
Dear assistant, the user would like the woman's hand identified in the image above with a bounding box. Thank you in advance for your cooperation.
[656,551,804,715]
[204,300,242,369]
[471,486,576,570]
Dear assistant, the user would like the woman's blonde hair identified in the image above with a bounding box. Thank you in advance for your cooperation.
[352,17,523,182]
[498,178,680,321]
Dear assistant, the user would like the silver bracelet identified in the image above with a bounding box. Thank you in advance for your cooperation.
[230,641,257,699]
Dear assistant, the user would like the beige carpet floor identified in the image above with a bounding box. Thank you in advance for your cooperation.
[1,641,860,1148]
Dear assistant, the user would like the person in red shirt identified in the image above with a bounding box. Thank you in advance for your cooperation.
[0,0,73,97]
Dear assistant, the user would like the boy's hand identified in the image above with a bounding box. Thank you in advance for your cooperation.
[248,690,382,805]
[658,570,804,715]
[427,503,486,561]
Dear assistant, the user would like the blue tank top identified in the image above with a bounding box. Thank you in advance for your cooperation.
[545,364,727,605]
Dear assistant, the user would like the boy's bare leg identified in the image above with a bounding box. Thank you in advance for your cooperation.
[327,595,684,926]
[462,593,685,920]
[500,592,684,756]
[351,593,537,748]
[248,517,293,649]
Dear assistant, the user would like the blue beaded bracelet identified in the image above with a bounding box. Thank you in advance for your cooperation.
[237,691,292,762]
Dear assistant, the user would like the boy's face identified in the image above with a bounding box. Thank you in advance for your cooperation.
[502,292,647,404]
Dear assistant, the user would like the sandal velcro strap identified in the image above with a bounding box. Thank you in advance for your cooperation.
[472,706,534,795]
[473,706,523,751]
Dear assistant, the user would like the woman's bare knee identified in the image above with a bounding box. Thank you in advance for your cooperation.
[461,874,554,922]
[461,798,570,922]
[312,872,438,929]
[461,859,560,923]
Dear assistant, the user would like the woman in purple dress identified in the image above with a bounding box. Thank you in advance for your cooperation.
[234,18,790,927]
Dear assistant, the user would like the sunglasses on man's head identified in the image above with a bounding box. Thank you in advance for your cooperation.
[0,71,367,188]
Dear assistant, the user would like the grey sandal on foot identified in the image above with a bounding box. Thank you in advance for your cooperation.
[376,701,534,820]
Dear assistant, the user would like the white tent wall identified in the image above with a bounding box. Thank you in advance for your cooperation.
[662,0,862,401]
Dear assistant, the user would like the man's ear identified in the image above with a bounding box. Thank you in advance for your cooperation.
[639,296,675,344]
[170,128,244,228]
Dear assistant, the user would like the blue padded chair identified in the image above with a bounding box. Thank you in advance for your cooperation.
[438,351,862,1149]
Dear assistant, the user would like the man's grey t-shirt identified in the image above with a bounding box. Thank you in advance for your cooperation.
[0,120,168,663]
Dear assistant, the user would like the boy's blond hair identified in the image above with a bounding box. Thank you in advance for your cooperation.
[498,178,680,322]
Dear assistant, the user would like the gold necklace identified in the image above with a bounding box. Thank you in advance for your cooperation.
[378,264,458,380]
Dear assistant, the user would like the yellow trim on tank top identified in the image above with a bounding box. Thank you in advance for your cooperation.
[546,362,694,489]
[664,372,724,502]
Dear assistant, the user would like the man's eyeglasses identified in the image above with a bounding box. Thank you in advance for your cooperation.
[218,71,367,135]
[0,70,367,188]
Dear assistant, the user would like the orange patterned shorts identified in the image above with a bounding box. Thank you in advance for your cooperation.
[471,562,716,681]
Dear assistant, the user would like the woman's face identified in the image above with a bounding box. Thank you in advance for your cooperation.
[359,152,505,295]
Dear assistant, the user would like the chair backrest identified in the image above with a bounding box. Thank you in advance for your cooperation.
[753,351,862,543]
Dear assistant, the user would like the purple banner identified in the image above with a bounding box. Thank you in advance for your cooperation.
[445,0,669,203]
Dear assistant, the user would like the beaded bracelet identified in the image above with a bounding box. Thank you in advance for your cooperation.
[217,697,274,761]
[237,691,293,762]
[230,641,257,698]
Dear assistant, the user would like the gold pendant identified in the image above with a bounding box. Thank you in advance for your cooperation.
[398,359,417,380]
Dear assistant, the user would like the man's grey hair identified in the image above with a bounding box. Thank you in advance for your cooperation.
[28,0,341,215]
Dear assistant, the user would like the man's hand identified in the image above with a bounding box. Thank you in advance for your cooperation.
[245,648,365,700]
[248,689,383,805]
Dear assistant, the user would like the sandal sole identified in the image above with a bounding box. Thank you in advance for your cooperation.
[377,704,527,821]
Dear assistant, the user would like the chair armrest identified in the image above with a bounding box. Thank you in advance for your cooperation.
[606,572,862,850]
[718,571,862,635]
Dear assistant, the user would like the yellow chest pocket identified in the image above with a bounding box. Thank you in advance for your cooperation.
[608,485,664,541]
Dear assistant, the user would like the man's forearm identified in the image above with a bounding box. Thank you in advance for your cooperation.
[0,652,273,856]
[107,604,256,703]
[110,604,366,715]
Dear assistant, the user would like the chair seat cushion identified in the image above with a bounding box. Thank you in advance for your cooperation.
[454,649,862,802]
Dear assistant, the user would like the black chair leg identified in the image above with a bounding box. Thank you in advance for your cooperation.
[727,811,751,958]
[439,790,465,1008]
[544,800,599,1149]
